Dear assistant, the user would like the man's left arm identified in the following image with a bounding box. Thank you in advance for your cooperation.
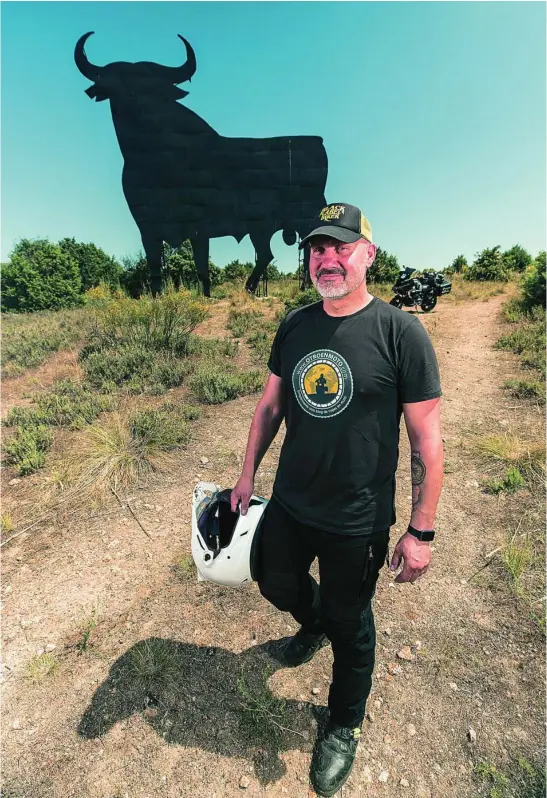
[390,397,444,583]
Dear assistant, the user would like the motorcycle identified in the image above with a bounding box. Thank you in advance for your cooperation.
[389,267,452,312]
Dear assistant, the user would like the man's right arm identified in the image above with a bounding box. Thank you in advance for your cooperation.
[230,372,285,514]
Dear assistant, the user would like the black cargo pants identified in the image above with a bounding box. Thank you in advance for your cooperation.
[257,496,389,729]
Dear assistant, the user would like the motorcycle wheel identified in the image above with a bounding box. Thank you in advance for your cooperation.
[421,295,437,313]
[390,297,404,309]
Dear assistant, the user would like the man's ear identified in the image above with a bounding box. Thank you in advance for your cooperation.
[365,243,377,266]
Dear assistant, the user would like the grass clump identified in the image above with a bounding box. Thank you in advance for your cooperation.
[484,466,525,495]
[237,666,287,741]
[503,378,545,404]
[227,308,264,338]
[26,653,57,682]
[1,308,91,377]
[4,425,53,475]
[188,364,264,404]
[5,380,114,430]
[129,638,179,691]
[1,512,15,534]
[54,404,194,504]
[474,756,545,798]
[471,433,545,488]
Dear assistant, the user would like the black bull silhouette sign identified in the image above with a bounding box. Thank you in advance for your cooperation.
[74,32,329,296]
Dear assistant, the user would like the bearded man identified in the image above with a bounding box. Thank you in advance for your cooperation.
[232,202,443,796]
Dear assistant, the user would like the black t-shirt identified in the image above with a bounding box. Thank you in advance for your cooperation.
[267,297,442,535]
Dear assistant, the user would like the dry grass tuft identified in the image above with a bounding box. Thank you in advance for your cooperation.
[469,433,545,486]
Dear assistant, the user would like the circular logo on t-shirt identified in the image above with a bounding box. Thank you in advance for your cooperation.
[292,349,353,418]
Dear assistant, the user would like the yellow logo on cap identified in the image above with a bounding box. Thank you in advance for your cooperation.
[319,205,345,222]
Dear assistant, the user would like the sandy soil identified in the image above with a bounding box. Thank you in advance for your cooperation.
[1,293,544,798]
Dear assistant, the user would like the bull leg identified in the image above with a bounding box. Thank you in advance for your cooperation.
[301,245,311,290]
[246,232,273,295]
[142,236,164,297]
[190,236,211,297]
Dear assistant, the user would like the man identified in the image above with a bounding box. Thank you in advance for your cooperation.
[231,202,443,797]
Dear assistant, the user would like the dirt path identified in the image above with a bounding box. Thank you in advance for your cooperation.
[1,295,544,798]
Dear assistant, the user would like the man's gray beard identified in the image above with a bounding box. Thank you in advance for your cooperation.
[312,271,366,299]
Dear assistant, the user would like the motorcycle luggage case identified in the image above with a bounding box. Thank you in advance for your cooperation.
[440,281,452,295]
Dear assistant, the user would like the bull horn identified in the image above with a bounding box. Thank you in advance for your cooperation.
[160,35,197,83]
[74,31,102,80]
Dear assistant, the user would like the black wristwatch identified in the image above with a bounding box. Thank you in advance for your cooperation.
[407,524,435,542]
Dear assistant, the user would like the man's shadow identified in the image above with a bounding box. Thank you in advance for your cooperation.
[78,637,328,784]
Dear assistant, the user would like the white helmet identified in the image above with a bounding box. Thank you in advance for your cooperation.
[191,482,268,587]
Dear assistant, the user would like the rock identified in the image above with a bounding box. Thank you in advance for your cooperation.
[200,457,209,465]
[36,648,45,656]
[400,777,410,787]
[397,646,415,661]
[378,770,389,783]
[143,708,158,719]
[366,711,374,723]
[297,702,303,710]
[387,663,403,676]
[12,719,21,729]
[467,727,477,743]
[362,765,373,783]
[45,644,56,653]
[8,478,21,486]
[143,504,154,510]
[311,687,321,695]
[373,699,382,710]
[239,775,250,789]
[406,723,417,737]
[449,682,459,691]
[384,628,392,636]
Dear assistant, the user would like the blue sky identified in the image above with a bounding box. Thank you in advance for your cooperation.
[1,1,545,273]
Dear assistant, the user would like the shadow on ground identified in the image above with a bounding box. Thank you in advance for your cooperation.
[78,637,328,784]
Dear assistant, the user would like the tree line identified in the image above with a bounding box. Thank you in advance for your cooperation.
[1,237,545,313]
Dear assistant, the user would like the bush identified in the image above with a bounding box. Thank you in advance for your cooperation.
[224,260,253,282]
[283,287,321,316]
[5,380,114,430]
[58,238,122,291]
[227,308,263,338]
[521,252,546,310]
[85,286,208,354]
[2,239,82,312]
[502,244,532,274]
[188,364,264,403]
[485,466,525,495]
[367,247,400,284]
[4,425,53,475]
[129,408,191,449]
[465,246,509,282]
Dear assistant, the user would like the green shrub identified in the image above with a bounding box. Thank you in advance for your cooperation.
[1,309,91,376]
[188,364,264,403]
[5,380,113,430]
[2,239,82,312]
[5,425,53,475]
[503,379,545,404]
[485,466,525,495]
[283,287,321,316]
[129,408,191,449]
[464,246,509,282]
[85,286,208,355]
[186,335,239,359]
[521,252,546,310]
[227,308,263,338]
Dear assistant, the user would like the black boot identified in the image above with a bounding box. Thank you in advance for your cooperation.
[282,627,327,667]
[310,721,362,797]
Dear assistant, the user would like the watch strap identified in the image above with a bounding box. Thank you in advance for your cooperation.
[407,524,435,542]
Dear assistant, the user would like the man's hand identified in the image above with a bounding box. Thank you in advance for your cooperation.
[389,533,431,583]
[231,474,255,515]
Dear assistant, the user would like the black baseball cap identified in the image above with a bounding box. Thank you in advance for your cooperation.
[299,203,373,249]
